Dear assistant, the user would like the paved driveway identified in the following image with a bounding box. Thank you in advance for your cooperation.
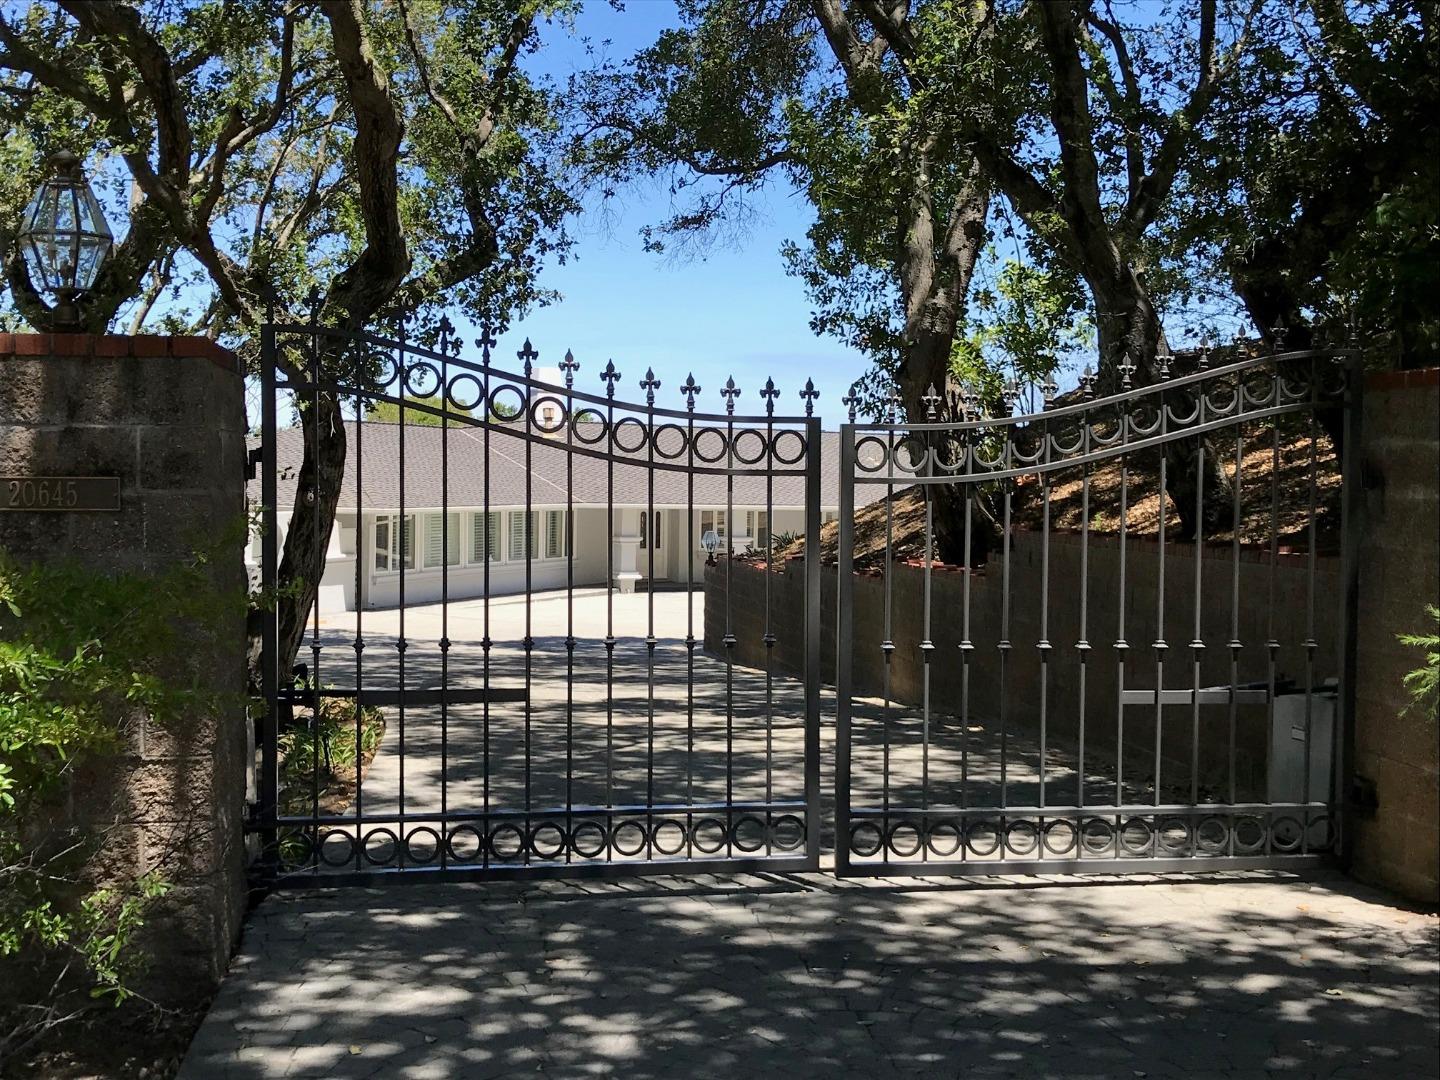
[182,870,1437,1078]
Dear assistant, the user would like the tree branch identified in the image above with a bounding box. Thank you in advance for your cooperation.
[1084,5,1145,198]
[320,0,409,324]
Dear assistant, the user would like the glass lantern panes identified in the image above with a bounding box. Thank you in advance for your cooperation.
[17,156,113,294]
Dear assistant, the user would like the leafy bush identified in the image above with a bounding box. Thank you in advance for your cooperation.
[0,553,240,1065]
[277,687,385,817]
[1398,604,1440,721]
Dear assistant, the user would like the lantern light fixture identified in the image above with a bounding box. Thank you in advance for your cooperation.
[15,151,114,329]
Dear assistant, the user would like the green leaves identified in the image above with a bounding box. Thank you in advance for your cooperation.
[1397,604,1440,722]
[0,551,239,1052]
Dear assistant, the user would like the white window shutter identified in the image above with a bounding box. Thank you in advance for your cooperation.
[424,513,443,568]
[446,513,460,565]
[488,512,500,561]
[401,515,415,568]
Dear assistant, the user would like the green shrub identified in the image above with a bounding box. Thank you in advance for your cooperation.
[1398,604,1440,721]
[0,552,240,1065]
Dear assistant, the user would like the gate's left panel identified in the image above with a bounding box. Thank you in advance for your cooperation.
[253,319,822,883]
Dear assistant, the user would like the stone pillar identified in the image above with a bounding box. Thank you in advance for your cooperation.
[1350,367,1439,906]
[0,333,248,998]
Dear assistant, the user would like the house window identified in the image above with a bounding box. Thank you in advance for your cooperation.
[700,509,727,550]
[638,510,660,549]
[747,510,770,549]
[373,514,415,572]
[471,511,501,563]
[423,512,461,569]
[822,511,839,525]
[545,510,570,559]
[508,511,538,561]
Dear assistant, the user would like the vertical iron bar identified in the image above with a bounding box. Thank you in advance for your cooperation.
[1115,408,1131,812]
[999,446,1013,811]
[1078,452,1092,810]
[881,413,895,856]
[1264,398,1281,859]
[1301,357,1320,853]
[604,368,616,859]
[481,337,493,870]
[1038,431,1052,809]
[724,394,736,857]
[804,415,822,867]
[764,405,775,855]
[1153,424,1168,816]
[1228,425,1243,816]
[1336,348,1363,867]
[1190,427,1206,808]
[396,324,408,869]
[565,358,576,863]
[920,431,934,859]
[835,426,856,873]
[645,372,658,861]
[960,429,974,820]
[685,387,696,859]
[522,346,535,865]
[439,348,450,868]
[308,317,322,867]
[352,344,365,870]
[258,321,279,867]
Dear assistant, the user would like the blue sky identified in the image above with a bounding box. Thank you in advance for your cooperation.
[480,0,871,421]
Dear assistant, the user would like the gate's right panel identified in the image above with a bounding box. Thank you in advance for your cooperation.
[835,350,1357,876]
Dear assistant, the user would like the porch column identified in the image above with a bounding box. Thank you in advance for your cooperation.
[613,507,642,592]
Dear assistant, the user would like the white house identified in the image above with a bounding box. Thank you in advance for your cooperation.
[250,418,873,613]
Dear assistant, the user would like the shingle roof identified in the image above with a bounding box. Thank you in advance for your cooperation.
[251,421,884,512]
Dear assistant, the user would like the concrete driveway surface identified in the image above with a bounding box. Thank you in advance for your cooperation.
[181,870,1437,1079]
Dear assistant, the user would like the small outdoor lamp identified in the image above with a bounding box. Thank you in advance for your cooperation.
[15,151,114,329]
[701,529,721,566]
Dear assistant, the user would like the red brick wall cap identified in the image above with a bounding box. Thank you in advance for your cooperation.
[0,333,240,374]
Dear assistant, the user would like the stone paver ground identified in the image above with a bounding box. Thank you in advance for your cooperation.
[182,870,1438,1079]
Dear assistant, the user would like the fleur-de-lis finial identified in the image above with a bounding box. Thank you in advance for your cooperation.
[721,376,741,414]
[1002,377,1022,413]
[517,338,538,376]
[1233,331,1249,360]
[760,376,780,416]
[1041,378,1059,408]
[641,366,661,406]
[1079,364,1097,399]
[476,326,496,363]
[1118,357,1137,390]
[304,283,322,317]
[1270,323,1288,353]
[842,386,858,423]
[888,389,904,424]
[437,314,454,355]
[560,348,579,388]
[601,359,620,398]
[1346,310,1360,350]
[800,378,819,417]
[1156,353,1174,381]
[922,382,941,421]
[682,373,702,411]
[1198,337,1211,371]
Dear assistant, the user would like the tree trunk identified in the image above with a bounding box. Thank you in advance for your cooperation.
[1092,270,1236,541]
[274,387,348,687]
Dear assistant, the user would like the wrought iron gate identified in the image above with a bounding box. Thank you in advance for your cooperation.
[834,347,1359,876]
[254,316,822,883]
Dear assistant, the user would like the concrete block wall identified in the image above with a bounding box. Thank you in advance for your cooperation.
[1350,368,1439,905]
[0,334,249,999]
[711,536,1338,801]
